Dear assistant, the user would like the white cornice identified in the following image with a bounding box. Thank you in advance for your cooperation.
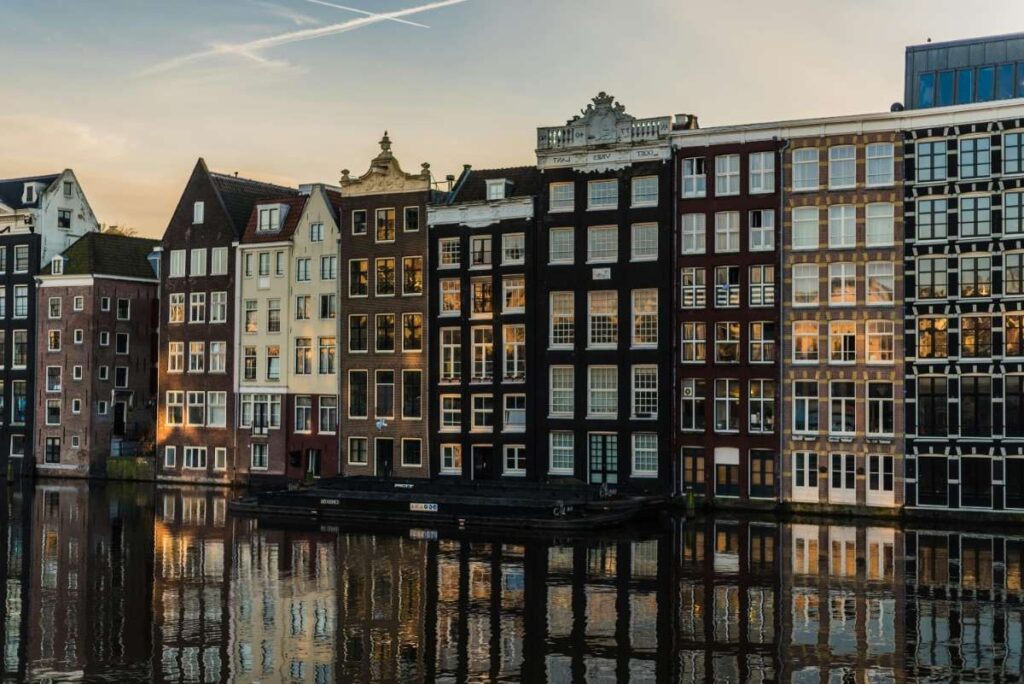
[427,197,534,228]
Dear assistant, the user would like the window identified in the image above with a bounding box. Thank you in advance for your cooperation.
[375,313,396,352]
[440,444,462,474]
[793,452,818,493]
[251,444,268,470]
[503,324,526,380]
[1007,192,1024,234]
[917,376,947,437]
[828,146,856,189]
[550,292,574,348]
[830,453,856,494]
[587,179,617,209]
[320,397,338,434]
[402,313,422,352]
[73,365,82,380]
[681,157,706,198]
[749,151,775,193]
[471,278,493,316]
[550,182,575,211]
[471,327,493,380]
[375,257,395,295]
[164,446,176,468]
[681,448,705,494]
[101,296,111,312]
[440,279,460,316]
[402,370,422,419]
[867,262,894,305]
[320,255,337,281]
[214,448,227,471]
[186,391,205,426]
[749,321,775,363]
[680,267,706,308]
[375,208,396,242]
[917,257,947,299]
[680,379,706,432]
[748,380,775,433]
[749,209,774,251]
[47,330,60,352]
[788,264,818,307]
[961,316,992,358]
[208,392,226,427]
[347,260,368,297]
[631,289,657,348]
[209,341,226,373]
[867,382,894,436]
[916,140,947,182]
[714,266,740,308]
[917,317,948,359]
[169,293,184,324]
[46,366,61,393]
[440,395,461,431]
[266,345,280,380]
[47,297,61,320]
[829,381,856,436]
[348,314,368,352]
[402,256,423,295]
[868,455,894,493]
[960,196,991,237]
[714,321,740,364]
[550,366,574,416]
[680,214,706,254]
[631,176,658,206]
[44,438,60,464]
[587,291,617,348]
[1006,376,1024,436]
[471,395,494,431]
[13,286,27,318]
[829,321,856,364]
[587,226,617,263]
[294,337,312,375]
[401,439,422,469]
[863,202,894,247]
[828,205,856,248]
[502,276,525,314]
[295,397,313,433]
[168,342,184,372]
[549,227,574,264]
[961,375,992,437]
[749,264,774,307]
[267,298,282,332]
[792,206,818,250]
[866,320,894,363]
[351,210,367,235]
[470,235,492,268]
[1008,314,1023,357]
[714,212,739,253]
[959,136,991,178]
[12,331,27,367]
[679,322,706,363]
[243,346,257,380]
[11,381,26,424]
[916,198,947,239]
[73,295,83,311]
[375,370,395,418]
[1006,132,1024,175]
[960,255,991,298]
[318,336,336,374]
[169,250,185,278]
[189,292,205,323]
[257,205,281,232]
[504,445,526,475]
[258,252,271,278]
[349,371,368,418]
[243,253,253,278]
[243,300,258,334]
[440,328,461,382]
[866,143,894,186]
[188,341,204,372]
[714,379,740,432]
[792,148,819,191]
[587,366,617,417]
[502,233,525,264]
[309,222,324,243]
[632,434,658,476]
[829,263,856,306]
[405,206,423,233]
[190,248,207,277]
[486,179,506,201]
[631,365,658,419]
[714,154,740,196]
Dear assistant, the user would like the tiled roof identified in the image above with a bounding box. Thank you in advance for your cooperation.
[209,171,299,236]
[0,174,60,209]
[42,232,160,279]
[239,195,309,243]
[448,166,541,203]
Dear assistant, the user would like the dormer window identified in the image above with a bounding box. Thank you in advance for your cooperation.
[51,257,63,275]
[486,179,507,201]
[63,182,73,198]
[193,201,205,224]
[257,205,283,232]
[22,184,36,205]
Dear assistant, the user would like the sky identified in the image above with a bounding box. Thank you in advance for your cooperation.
[3,0,1024,236]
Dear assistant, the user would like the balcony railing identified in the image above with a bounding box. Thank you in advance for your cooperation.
[537,116,671,151]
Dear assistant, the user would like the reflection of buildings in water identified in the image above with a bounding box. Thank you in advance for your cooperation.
[780,523,904,683]
[905,530,1024,680]
[0,484,29,682]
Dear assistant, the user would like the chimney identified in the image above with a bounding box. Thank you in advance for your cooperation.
[674,113,699,130]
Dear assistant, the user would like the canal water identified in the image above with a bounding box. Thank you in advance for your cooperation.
[0,481,1021,682]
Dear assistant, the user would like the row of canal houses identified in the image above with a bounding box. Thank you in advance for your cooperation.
[4,33,1024,518]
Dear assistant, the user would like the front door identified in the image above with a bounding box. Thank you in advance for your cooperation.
[472,445,492,480]
[588,433,618,485]
[113,402,126,437]
[375,439,393,479]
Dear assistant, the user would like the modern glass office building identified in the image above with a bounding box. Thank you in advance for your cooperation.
[906,33,1024,109]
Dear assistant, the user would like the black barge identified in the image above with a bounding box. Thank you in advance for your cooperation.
[229,477,667,531]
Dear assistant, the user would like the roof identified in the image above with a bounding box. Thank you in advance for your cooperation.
[208,170,299,236]
[240,195,309,243]
[0,173,60,209]
[907,32,1024,52]
[42,232,160,279]
[447,166,541,204]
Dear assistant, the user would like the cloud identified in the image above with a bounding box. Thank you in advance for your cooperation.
[299,0,430,29]
[252,1,321,26]
[0,115,129,164]
[138,0,470,76]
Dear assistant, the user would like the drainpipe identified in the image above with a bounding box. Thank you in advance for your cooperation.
[776,137,790,505]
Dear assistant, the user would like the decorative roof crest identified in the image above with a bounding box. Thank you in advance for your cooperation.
[339,132,431,196]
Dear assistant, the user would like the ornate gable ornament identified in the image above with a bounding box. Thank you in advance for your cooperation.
[339,132,431,197]
[537,92,671,151]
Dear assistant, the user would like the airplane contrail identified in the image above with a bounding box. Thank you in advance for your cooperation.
[300,0,430,29]
[140,0,469,76]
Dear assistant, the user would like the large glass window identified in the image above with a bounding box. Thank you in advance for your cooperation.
[792,148,819,191]
[917,317,948,359]
[917,257,947,299]
[713,379,740,432]
[793,381,819,434]
[829,381,856,436]
[916,198,947,239]
[917,377,947,437]
[916,140,947,182]
[959,255,991,298]
[959,137,991,179]
[961,376,992,437]
[961,316,992,358]
[828,146,856,189]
